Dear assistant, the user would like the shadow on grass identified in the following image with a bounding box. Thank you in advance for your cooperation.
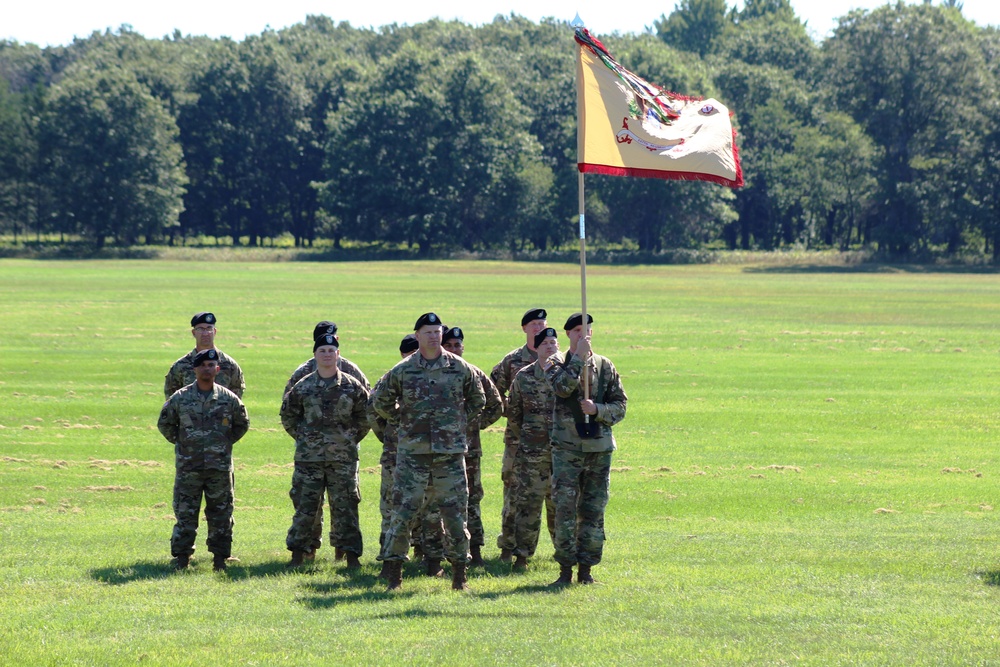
[91,559,295,584]
[297,581,559,611]
[219,559,303,580]
[294,559,568,610]
[977,570,1000,586]
[90,560,186,585]
[743,264,1000,274]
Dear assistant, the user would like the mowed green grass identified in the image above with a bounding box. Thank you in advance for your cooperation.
[1,258,998,666]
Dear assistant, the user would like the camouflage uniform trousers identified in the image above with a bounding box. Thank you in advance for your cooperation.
[286,460,363,556]
[413,452,484,559]
[379,451,470,564]
[497,447,554,552]
[508,449,556,559]
[496,446,516,551]
[379,457,396,548]
[550,449,612,567]
[382,457,435,554]
[171,469,234,559]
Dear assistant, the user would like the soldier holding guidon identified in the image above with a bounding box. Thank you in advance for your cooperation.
[546,313,627,585]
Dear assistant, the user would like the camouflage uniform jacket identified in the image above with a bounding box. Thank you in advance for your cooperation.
[158,383,249,473]
[490,344,538,412]
[505,354,561,454]
[367,371,399,467]
[280,370,371,463]
[546,351,627,453]
[165,348,245,399]
[467,365,503,456]
[372,350,486,455]
[284,356,370,397]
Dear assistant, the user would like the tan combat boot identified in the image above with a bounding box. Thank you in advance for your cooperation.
[287,550,305,568]
[469,545,485,567]
[386,561,403,591]
[550,564,573,587]
[451,561,468,591]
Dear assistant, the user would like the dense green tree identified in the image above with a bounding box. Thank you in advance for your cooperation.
[708,1,828,251]
[278,17,379,246]
[477,16,576,250]
[823,2,992,257]
[38,63,185,247]
[736,0,797,23]
[434,51,547,251]
[716,11,818,80]
[178,34,309,246]
[322,42,448,252]
[773,111,879,249]
[654,0,732,58]
[0,81,34,240]
[58,27,203,116]
[978,27,1000,260]
[0,40,56,91]
[176,40,248,243]
[594,175,736,251]
[2,11,999,259]
[713,60,817,249]
[324,39,545,254]
[238,33,312,247]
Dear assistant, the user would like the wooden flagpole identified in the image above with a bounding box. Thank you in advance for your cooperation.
[574,16,591,415]
[578,171,590,409]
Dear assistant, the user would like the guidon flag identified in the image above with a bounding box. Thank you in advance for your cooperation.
[575,28,743,188]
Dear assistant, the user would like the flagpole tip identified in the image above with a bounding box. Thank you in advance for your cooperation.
[571,13,585,28]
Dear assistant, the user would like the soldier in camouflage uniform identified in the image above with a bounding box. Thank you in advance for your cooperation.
[283,320,370,562]
[281,334,370,568]
[165,312,245,399]
[546,313,627,586]
[284,321,371,395]
[367,333,419,578]
[411,326,503,573]
[374,313,486,591]
[158,348,250,571]
[504,327,561,571]
[491,308,550,562]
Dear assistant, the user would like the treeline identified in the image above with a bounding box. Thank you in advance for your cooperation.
[1,0,998,259]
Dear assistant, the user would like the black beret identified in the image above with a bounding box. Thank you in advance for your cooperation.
[314,334,339,352]
[533,327,558,348]
[192,348,219,366]
[191,312,216,327]
[443,326,464,343]
[414,312,442,331]
[563,312,594,331]
[521,308,547,327]
[399,334,419,354]
[313,320,338,340]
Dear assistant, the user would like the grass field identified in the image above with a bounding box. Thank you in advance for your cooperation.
[1,258,999,666]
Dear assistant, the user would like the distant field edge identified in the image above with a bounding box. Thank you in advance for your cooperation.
[2,243,999,271]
